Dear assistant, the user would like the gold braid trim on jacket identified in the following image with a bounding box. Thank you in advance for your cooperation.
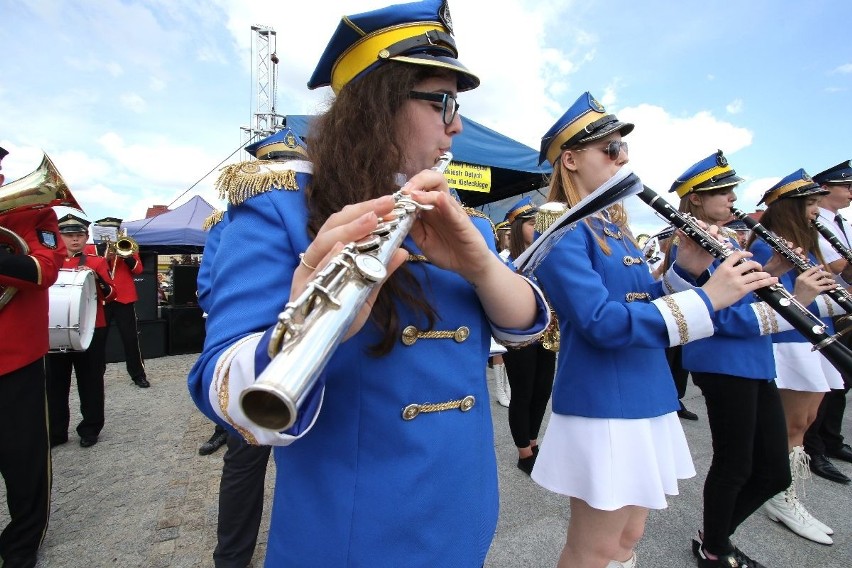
[215,160,301,205]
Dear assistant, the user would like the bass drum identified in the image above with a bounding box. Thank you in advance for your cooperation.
[49,268,97,352]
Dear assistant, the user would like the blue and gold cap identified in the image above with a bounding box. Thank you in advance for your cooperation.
[495,221,510,232]
[307,0,479,94]
[504,197,537,224]
[758,169,829,206]
[245,128,308,161]
[813,160,852,186]
[539,92,634,165]
[57,213,90,234]
[670,150,743,198]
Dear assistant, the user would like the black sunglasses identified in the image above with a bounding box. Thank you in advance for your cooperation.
[408,91,459,125]
[571,139,628,161]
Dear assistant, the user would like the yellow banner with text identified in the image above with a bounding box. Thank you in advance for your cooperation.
[444,162,491,193]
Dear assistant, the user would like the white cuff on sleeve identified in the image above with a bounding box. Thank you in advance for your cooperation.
[652,289,714,347]
[815,295,844,319]
[209,333,322,446]
[661,264,696,294]
[750,301,794,335]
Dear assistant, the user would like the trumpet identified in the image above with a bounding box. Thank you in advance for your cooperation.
[240,152,453,431]
[101,229,139,277]
[0,153,81,310]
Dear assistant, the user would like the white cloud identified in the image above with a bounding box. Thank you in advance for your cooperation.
[617,104,754,233]
[120,93,148,113]
[833,63,852,74]
[726,99,744,114]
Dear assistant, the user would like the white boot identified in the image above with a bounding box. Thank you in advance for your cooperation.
[606,552,636,568]
[789,446,834,535]
[761,447,833,545]
[493,363,510,407]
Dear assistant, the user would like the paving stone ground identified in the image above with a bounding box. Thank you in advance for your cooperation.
[1,354,850,567]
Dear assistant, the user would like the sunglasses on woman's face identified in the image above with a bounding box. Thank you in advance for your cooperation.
[570,139,628,160]
[408,91,459,125]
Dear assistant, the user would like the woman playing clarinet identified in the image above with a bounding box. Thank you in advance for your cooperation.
[528,93,777,568]
[666,152,836,567]
[746,169,843,547]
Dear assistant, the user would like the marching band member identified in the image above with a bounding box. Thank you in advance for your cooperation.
[89,217,149,388]
[528,93,776,568]
[746,170,841,545]
[0,146,66,568]
[666,152,834,566]
[46,214,115,448]
[804,159,852,484]
[188,2,549,566]
[202,127,311,567]
[500,197,556,475]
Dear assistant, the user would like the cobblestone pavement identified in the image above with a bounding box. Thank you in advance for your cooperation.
[2,355,850,567]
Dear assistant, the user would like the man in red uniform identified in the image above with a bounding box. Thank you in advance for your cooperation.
[46,214,116,448]
[0,146,66,568]
[91,217,149,388]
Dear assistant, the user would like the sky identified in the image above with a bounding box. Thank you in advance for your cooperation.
[2,0,851,236]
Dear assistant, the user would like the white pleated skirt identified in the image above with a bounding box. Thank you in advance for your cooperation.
[531,412,695,511]
[773,342,843,392]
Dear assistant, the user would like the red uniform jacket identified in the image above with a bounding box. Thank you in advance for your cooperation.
[0,208,66,375]
[62,253,116,327]
[85,245,142,304]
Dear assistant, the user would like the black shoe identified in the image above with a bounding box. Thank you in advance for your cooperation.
[828,443,852,464]
[809,453,851,484]
[517,454,536,476]
[198,430,228,456]
[133,377,150,388]
[80,436,98,448]
[731,547,766,568]
[678,401,699,421]
[697,546,743,567]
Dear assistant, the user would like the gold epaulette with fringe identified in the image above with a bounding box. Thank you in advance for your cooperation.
[463,207,496,237]
[202,210,225,231]
[215,160,301,205]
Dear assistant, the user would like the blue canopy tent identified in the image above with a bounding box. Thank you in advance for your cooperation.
[284,115,551,208]
[121,195,214,254]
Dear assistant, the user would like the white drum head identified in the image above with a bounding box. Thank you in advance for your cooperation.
[48,268,98,351]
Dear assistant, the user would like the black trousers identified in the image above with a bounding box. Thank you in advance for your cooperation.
[804,315,851,456]
[213,434,271,568]
[666,345,689,400]
[45,327,107,443]
[693,372,790,555]
[0,359,52,568]
[104,301,146,382]
[503,342,556,448]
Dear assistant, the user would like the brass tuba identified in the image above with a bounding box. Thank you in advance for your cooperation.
[0,153,82,310]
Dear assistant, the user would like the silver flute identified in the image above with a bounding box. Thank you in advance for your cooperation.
[240,152,453,431]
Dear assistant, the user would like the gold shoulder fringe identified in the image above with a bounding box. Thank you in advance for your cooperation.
[202,210,225,231]
[215,160,301,205]
[463,207,496,237]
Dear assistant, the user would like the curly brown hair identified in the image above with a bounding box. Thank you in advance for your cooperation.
[306,62,443,355]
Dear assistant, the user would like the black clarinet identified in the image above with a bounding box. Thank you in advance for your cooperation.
[731,208,852,314]
[813,218,852,264]
[636,185,852,377]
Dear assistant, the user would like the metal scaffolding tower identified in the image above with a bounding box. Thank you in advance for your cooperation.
[240,25,285,149]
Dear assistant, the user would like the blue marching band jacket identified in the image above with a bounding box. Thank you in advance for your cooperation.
[188,158,549,566]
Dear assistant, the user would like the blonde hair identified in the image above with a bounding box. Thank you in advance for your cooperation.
[546,158,631,255]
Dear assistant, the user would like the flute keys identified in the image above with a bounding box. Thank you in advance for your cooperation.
[354,254,387,283]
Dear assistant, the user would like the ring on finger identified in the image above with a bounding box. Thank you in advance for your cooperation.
[299,253,317,271]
